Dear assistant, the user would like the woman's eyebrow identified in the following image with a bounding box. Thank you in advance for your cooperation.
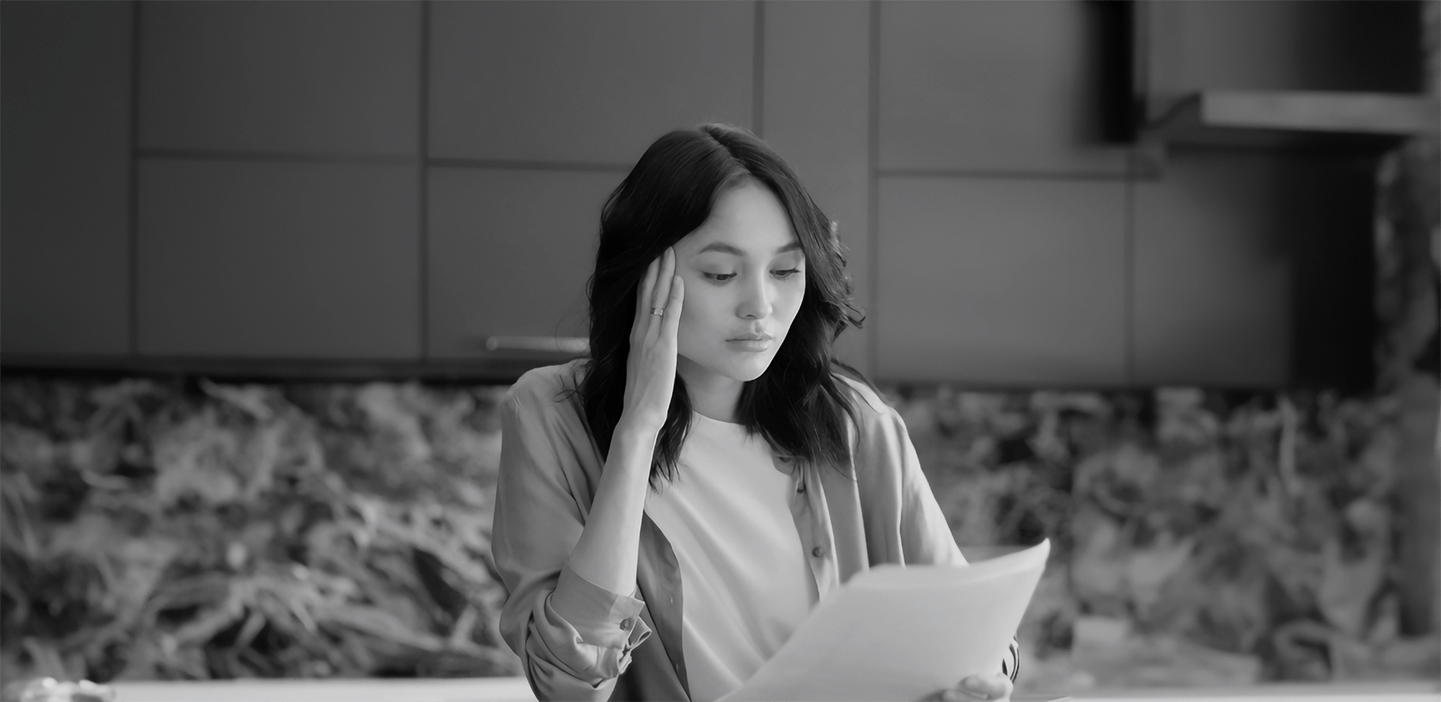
[696,241,803,256]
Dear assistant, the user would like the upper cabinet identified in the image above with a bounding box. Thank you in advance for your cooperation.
[1,1,134,357]
[428,1,755,165]
[426,168,612,361]
[760,1,872,373]
[876,177,1128,386]
[879,1,1131,176]
[137,159,421,360]
[424,1,759,365]
[1134,0,1435,151]
[1131,150,1293,387]
[131,3,424,362]
[2,1,1407,386]
[139,2,421,156]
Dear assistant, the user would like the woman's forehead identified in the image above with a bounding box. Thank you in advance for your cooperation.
[679,182,799,256]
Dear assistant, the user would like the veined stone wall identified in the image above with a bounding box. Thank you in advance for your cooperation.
[2,374,1436,692]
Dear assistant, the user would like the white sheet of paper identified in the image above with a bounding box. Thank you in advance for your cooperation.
[718,539,1050,702]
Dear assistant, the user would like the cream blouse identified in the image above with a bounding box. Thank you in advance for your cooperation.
[643,412,817,702]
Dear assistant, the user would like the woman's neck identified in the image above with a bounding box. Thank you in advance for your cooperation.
[676,358,744,423]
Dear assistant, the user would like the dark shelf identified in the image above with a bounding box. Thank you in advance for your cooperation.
[1144,90,1438,151]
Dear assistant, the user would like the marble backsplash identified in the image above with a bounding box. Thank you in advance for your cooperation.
[1,372,1435,693]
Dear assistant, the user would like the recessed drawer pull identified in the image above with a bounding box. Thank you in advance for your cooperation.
[482,336,590,355]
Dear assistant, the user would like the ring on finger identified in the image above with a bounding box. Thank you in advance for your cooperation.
[651,307,665,317]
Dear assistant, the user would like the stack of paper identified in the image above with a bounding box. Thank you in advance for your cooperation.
[719,540,1051,702]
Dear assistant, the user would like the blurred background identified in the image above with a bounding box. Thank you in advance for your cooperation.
[1,0,1438,698]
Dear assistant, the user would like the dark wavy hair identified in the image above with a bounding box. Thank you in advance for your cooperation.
[576,123,870,486]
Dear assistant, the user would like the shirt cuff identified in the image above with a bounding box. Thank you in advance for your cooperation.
[550,560,650,650]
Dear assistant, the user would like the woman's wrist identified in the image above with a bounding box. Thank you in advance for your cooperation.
[609,419,661,477]
[614,415,663,448]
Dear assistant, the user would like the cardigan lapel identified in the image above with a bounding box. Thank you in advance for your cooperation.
[635,513,690,700]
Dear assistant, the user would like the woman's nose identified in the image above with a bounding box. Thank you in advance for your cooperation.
[737,277,774,319]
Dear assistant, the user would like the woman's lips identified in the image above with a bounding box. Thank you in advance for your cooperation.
[727,337,772,352]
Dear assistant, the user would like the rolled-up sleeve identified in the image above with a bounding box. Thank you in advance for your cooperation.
[492,380,652,701]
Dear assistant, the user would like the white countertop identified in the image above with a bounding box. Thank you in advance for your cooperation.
[104,677,1440,702]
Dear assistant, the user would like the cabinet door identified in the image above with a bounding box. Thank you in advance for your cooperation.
[139,2,420,156]
[1,1,133,356]
[1132,150,1291,387]
[879,1,1128,175]
[137,160,420,359]
[1138,0,1422,121]
[876,177,1127,385]
[428,1,755,164]
[427,168,616,360]
[762,1,873,374]
[1134,148,1373,389]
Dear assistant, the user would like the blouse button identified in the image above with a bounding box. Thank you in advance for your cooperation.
[620,618,632,631]
[811,546,824,558]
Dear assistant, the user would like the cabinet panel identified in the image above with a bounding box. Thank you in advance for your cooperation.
[137,160,420,359]
[877,177,1127,385]
[1138,1,1423,122]
[1135,148,1374,389]
[139,2,420,155]
[1,1,133,356]
[762,1,872,374]
[429,1,754,164]
[879,1,1128,175]
[428,168,617,359]
[1132,150,1292,387]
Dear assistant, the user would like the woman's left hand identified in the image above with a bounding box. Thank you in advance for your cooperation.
[920,673,1013,702]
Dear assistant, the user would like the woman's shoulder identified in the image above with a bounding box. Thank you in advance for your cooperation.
[829,367,898,426]
[506,359,588,412]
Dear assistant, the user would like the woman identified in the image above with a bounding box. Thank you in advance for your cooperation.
[493,124,1017,702]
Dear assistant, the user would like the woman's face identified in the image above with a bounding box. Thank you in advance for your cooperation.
[671,180,806,386]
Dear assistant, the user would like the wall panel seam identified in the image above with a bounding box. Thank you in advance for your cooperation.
[1124,148,1136,386]
[753,0,765,137]
[136,148,417,165]
[129,0,143,356]
[868,0,881,379]
[420,0,431,360]
[428,159,632,173]
[877,168,1130,182]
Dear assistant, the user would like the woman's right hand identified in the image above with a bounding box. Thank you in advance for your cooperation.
[620,247,684,437]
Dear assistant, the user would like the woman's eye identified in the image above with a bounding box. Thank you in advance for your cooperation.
[703,269,799,282]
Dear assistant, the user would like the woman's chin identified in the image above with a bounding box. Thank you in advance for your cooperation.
[680,348,778,384]
[729,356,777,382]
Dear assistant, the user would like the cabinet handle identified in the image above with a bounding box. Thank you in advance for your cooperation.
[482,335,590,355]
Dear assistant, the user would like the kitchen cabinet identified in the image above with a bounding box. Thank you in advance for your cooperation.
[761,1,872,373]
[426,168,617,360]
[1131,150,1292,387]
[428,1,755,165]
[1132,147,1375,390]
[1134,0,1422,126]
[139,1,420,157]
[876,176,1127,386]
[878,1,1129,176]
[137,159,420,359]
[1,1,134,357]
